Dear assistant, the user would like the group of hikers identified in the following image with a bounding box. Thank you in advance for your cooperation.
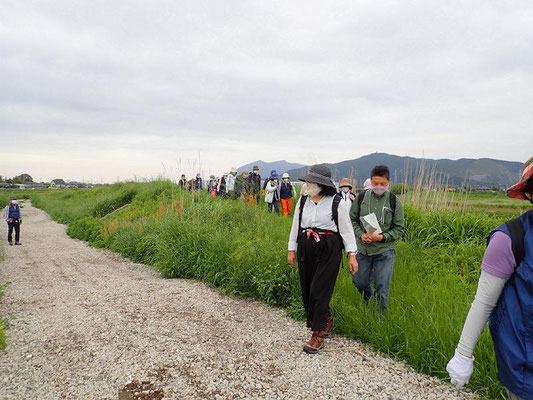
[284,159,533,400]
[177,166,298,216]
[3,156,532,399]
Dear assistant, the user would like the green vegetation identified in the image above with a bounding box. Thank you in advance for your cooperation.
[18,182,527,398]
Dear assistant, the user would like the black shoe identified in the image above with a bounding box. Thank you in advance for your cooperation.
[8,242,13,246]
[15,242,21,245]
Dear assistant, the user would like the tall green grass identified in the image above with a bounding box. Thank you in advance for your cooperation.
[27,182,523,399]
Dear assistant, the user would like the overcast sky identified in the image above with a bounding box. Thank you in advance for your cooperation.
[1,0,532,182]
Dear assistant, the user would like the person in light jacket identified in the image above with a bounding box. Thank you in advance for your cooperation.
[265,173,280,214]
[288,164,358,354]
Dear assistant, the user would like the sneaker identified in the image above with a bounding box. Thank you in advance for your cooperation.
[15,242,21,245]
[322,315,334,337]
[303,331,324,354]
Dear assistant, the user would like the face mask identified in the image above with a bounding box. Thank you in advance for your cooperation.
[254,171,259,174]
[371,185,389,197]
[11,200,17,204]
[307,182,321,197]
[283,178,289,182]
[341,187,350,193]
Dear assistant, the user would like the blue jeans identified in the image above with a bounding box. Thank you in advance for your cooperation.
[352,250,395,315]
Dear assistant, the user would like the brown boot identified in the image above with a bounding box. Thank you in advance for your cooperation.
[322,315,334,337]
[303,331,324,354]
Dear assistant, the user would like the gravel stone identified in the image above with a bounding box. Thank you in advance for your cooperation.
[0,203,480,399]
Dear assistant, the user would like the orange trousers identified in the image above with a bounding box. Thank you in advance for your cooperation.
[280,198,293,216]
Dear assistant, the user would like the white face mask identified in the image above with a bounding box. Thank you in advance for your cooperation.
[307,182,321,197]
[11,200,17,204]
[341,187,350,193]
[283,178,289,182]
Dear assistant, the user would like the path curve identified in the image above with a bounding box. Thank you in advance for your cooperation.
[0,202,477,399]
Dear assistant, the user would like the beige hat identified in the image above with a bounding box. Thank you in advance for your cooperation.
[338,177,353,189]
[230,167,238,174]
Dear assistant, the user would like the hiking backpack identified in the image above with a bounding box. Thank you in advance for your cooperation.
[297,193,344,242]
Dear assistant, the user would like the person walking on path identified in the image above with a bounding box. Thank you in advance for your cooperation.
[248,165,262,206]
[280,173,297,216]
[265,173,281,214]
[338,178,356,206]
[350,165,405,316]
[4,196,22,246]
[447,157,533,400]
[288,164,358,354]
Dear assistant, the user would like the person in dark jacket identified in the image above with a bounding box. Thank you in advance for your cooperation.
[191,173,202,191]
[178,174,188,189]
[447,157,533,400]
[279,173,297,216]
[4,196,22,245]
[248,165,262,205]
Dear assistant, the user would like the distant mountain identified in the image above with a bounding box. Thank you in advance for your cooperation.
[286,153,523,189]
[238,160,306,176]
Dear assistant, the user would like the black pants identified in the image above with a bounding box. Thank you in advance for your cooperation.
[8,220,20,243]
[267,200,280,214]
[297,231,342,331]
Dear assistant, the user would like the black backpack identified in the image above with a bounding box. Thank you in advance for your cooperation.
[504,217,525,267]
[352,190,397,230]
[297,193,344,242]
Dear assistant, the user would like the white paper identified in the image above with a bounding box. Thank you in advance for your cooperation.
[360,212,382,234]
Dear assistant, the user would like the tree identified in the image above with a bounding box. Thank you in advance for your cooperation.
[12,174,33,184]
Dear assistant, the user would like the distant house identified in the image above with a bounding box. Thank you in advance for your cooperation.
[50,179,67,189]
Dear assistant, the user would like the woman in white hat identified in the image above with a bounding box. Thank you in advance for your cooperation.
[280,173,297,216]
[288,164,358,353]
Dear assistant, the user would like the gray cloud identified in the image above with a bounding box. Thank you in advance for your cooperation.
[1,0,532,181]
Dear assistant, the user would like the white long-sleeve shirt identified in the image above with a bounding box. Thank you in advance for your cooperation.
[288,195,357,253]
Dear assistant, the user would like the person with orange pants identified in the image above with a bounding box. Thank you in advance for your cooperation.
[280,173,297,216]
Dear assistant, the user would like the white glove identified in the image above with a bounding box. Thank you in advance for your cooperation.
[446,350,474,388]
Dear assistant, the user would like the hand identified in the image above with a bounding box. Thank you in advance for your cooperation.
[349,254,358,275]
[349,194,356,201]
[367,233,383,242]
[446,350,474,388]
[361,233,373,244]
[288,251,297,266]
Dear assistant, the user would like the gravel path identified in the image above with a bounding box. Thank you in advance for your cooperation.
[0,202,478,400]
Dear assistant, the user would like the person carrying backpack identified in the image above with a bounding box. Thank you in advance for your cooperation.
[4,196,22,245]
[350,165,405,316]
[280,173,297,216]
[338,177,356,206]
[265,173,280,214]
[288,164,358,354]
[447,157,533,400]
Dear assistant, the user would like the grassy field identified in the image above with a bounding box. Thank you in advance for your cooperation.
[2,183,527,399]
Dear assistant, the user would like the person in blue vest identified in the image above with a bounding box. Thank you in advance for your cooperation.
[4,196,22,246]
[447,157,533,400]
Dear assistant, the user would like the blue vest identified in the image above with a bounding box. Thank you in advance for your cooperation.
[489,209,533,399]
[8,204,20,220]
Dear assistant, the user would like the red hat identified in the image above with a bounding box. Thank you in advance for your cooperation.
[506,157,533,200]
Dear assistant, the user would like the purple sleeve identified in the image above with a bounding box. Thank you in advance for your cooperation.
[481,231,517,280]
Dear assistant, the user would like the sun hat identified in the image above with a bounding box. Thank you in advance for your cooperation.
[299,164,336,188]
[338,178,353,189]
[270,172,279,179]
[230,167,238,174]
[282,173,290,179]
[10,196,17,200]
[507,157,533,200]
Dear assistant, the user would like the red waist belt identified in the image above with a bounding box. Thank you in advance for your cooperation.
[303,228,337,242]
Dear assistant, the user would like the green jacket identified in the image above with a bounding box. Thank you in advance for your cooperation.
[350,190,405,256]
